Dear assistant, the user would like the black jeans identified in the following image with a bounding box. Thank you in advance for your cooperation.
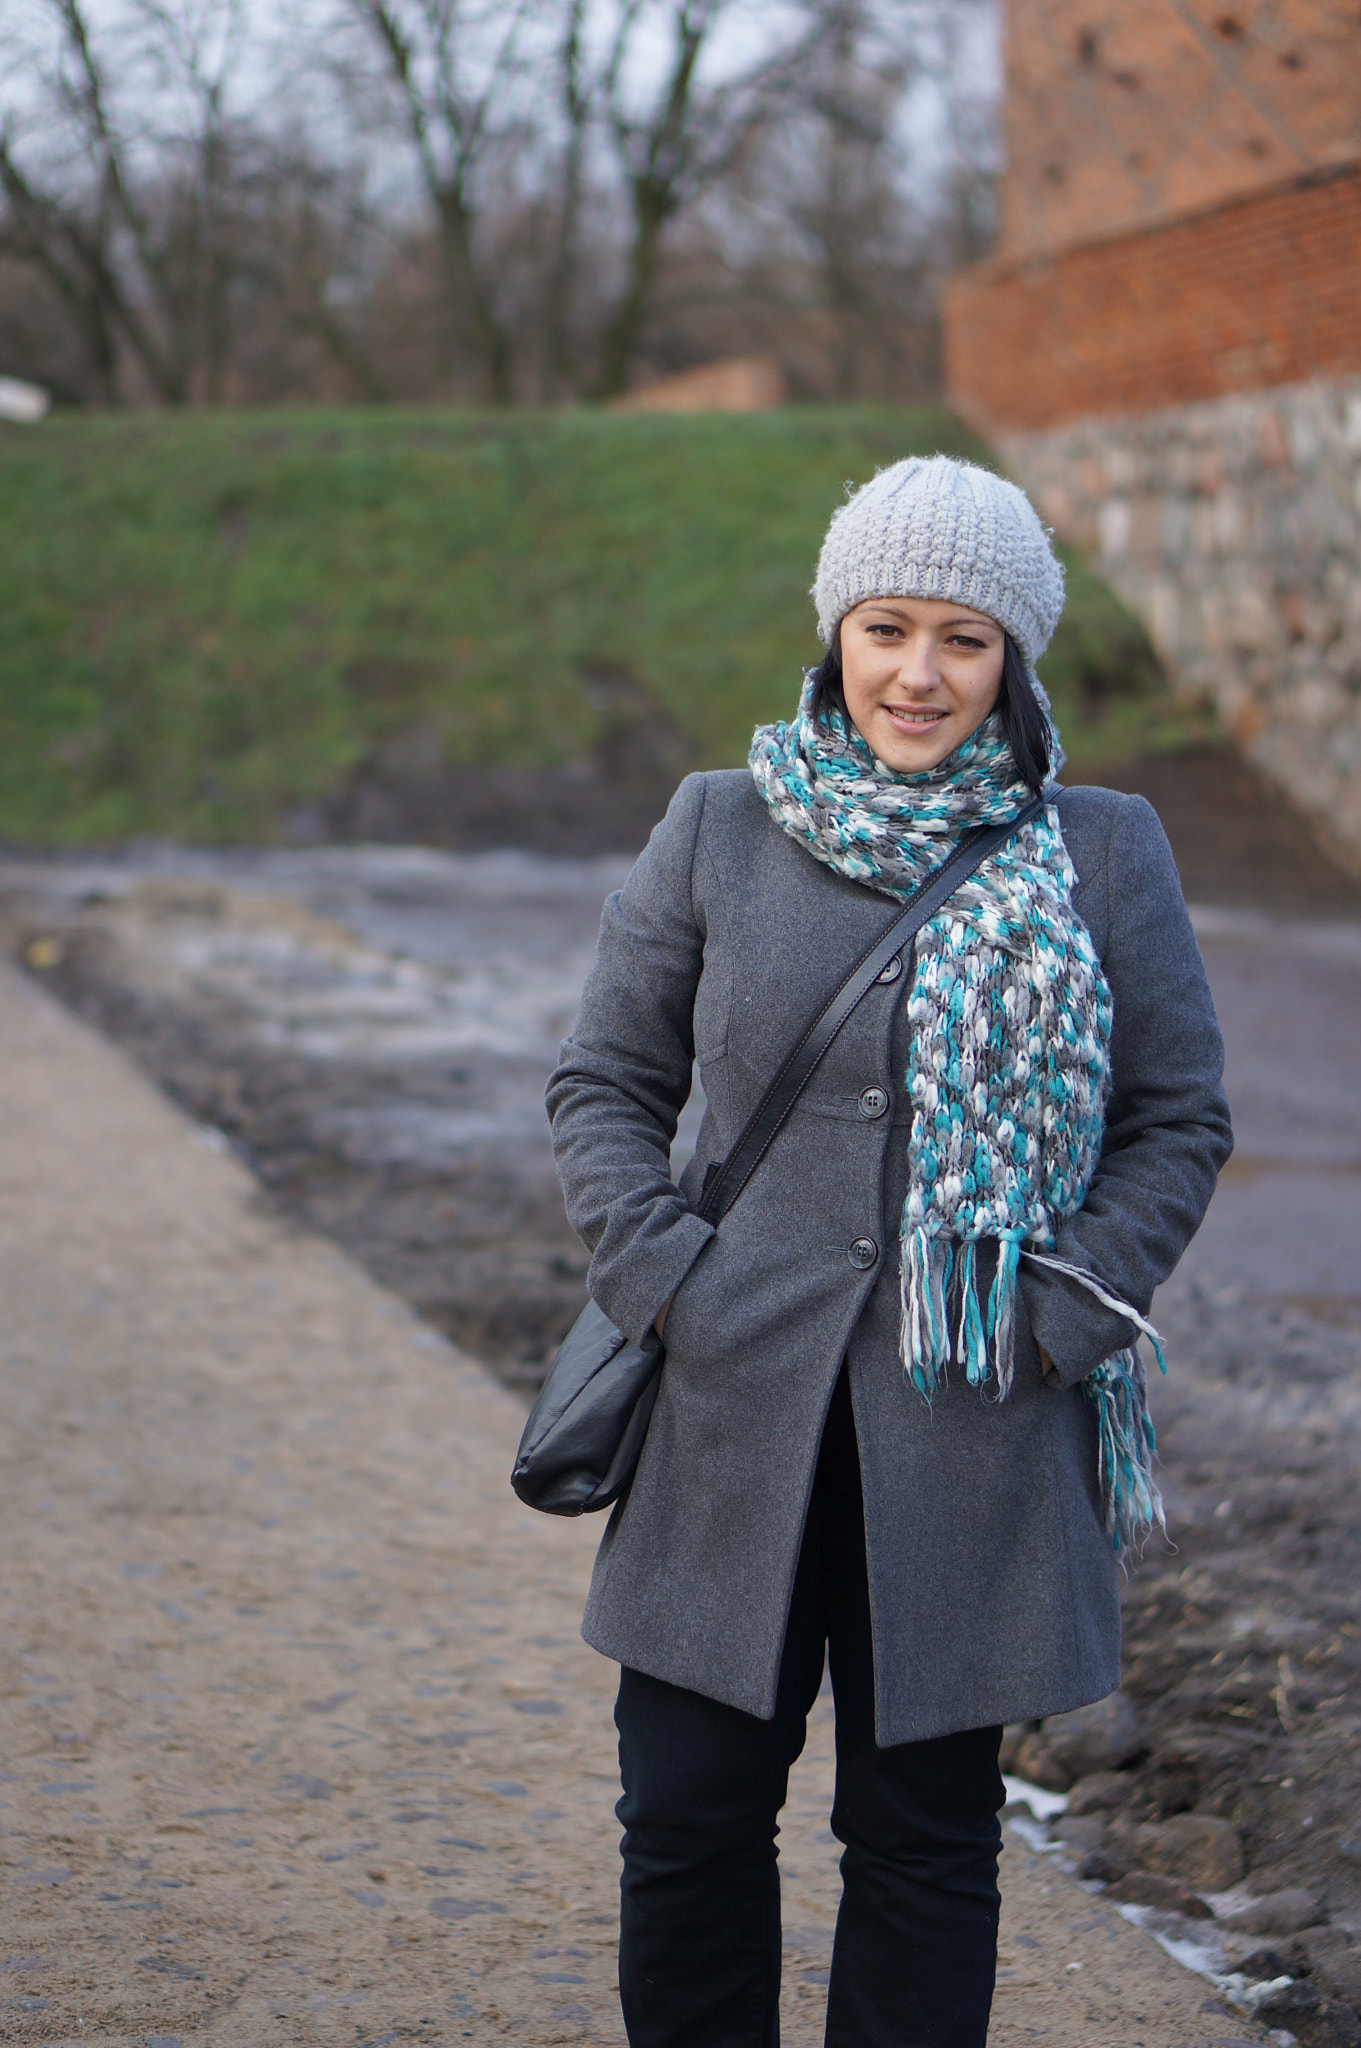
[614,1369,1005,2048]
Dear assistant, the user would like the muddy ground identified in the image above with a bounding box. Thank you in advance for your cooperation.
[2,747,1361,2035]
[0,845,626,1390]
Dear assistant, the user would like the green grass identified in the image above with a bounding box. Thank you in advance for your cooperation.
[0,405,1207,845]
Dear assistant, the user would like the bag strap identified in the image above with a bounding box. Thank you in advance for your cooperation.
[697,789,1053,1226]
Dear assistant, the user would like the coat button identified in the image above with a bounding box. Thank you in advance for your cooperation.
[877,954,903,983]
[858,1085,889,1119]
[848,1237,879,1270]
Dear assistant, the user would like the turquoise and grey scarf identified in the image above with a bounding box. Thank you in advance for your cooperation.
[750,675,1165,1554]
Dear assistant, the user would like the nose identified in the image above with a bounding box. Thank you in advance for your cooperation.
[894,629,942,692]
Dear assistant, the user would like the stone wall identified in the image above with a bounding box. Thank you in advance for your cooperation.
[1004,375,1361,869]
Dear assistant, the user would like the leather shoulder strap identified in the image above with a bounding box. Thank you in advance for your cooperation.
[697,791,1050,1226]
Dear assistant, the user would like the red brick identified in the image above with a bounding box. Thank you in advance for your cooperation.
[1000,0,1361,262]
[943,169,1361,432]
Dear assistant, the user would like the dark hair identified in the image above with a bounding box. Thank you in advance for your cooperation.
[806,624,1052,795]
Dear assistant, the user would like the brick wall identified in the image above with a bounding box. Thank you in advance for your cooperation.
[943,167,1361,435]
[944,1,1361,859]
[1001,0,1361,263]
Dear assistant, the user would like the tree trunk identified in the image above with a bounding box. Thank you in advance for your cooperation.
[300,302,391,402]
[436,185,512,404]
[542,0,588,400]
[595,177,670,399]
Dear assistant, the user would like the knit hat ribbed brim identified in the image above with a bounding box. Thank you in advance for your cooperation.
[812,456,1065,668]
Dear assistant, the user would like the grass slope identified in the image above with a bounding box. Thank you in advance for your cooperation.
[0,406,1202,845]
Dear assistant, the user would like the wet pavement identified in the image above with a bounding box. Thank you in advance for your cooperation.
[1169,906,1361,1325]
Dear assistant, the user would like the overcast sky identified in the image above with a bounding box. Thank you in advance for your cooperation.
[2,0,1002,223]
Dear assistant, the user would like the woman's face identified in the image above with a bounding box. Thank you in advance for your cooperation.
[837,595,1006,774]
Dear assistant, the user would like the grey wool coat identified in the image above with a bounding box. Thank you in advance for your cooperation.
[545,771,1233,1745]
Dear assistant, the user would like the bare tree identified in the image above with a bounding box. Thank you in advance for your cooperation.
[786,1,917,397]
[593,0,823,398]
[342,0,544,402]
[0,0,266,403]
[238,148,394,403]
[540,0,588,398]
[0,153,121,402]
[926,0,1000,264]
[630,0,996,402]
[0,0,1001,407]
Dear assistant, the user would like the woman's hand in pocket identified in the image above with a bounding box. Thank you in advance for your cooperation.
[654,1297,673,1341]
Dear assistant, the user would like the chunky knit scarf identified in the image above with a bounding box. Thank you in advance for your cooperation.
[750,677,1165,1553]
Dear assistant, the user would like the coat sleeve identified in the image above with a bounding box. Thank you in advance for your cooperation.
[1020,792,1234,1386]
[545,773,716,1343]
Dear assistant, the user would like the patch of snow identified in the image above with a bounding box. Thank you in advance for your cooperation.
[1001,1775,1069,1821]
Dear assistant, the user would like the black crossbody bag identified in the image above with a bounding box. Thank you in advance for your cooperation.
[511,796,1047,1516]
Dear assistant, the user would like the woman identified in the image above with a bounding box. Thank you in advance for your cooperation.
[546,457,1232,2048]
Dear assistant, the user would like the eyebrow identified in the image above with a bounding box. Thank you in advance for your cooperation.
[861,605,998,629]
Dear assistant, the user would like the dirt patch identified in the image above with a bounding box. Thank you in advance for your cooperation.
[0,856,614,1392]
[31,948,583,1384]
[298,665,697,859]
[1095,748,1361,914]
[1040,1286,1361,1903]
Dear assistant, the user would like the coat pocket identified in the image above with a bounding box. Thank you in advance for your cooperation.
[656,1230,727,1369]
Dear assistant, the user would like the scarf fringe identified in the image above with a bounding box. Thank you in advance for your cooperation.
[902,1230,1025,1402]
[901,1235,1166,1555]
[954,1240,988,1387]
[899,1225,950,1398]
[986,1236,1021,1400]
[1082,1350,1165,1556]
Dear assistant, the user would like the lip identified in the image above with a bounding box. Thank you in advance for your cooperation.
[881,705,948,733]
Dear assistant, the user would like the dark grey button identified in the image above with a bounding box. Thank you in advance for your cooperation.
[848,1237,879,1270]
[858,1086,889,1120]
[877,954,903,983]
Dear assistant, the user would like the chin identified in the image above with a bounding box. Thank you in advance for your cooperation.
[875,736,956,775]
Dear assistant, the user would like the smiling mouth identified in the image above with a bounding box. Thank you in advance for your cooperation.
[883,705,947,731]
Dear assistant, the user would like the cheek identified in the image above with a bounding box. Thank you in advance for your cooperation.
[949,657,1004,722]
[841,668,869,717]
[840,649,889,716]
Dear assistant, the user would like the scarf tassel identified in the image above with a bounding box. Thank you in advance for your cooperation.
[1083,1349,1166,1556]
[899,1225,952,1398]
[901,1236,1166,1556]
[955,1240,988,1387]
[986,1235,1022,1401]
[903,1230,1023,1400]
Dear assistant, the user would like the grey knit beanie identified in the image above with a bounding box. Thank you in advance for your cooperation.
[812,455,1065,668]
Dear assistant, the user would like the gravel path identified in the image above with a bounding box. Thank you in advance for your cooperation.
[0,959,1257,2047]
